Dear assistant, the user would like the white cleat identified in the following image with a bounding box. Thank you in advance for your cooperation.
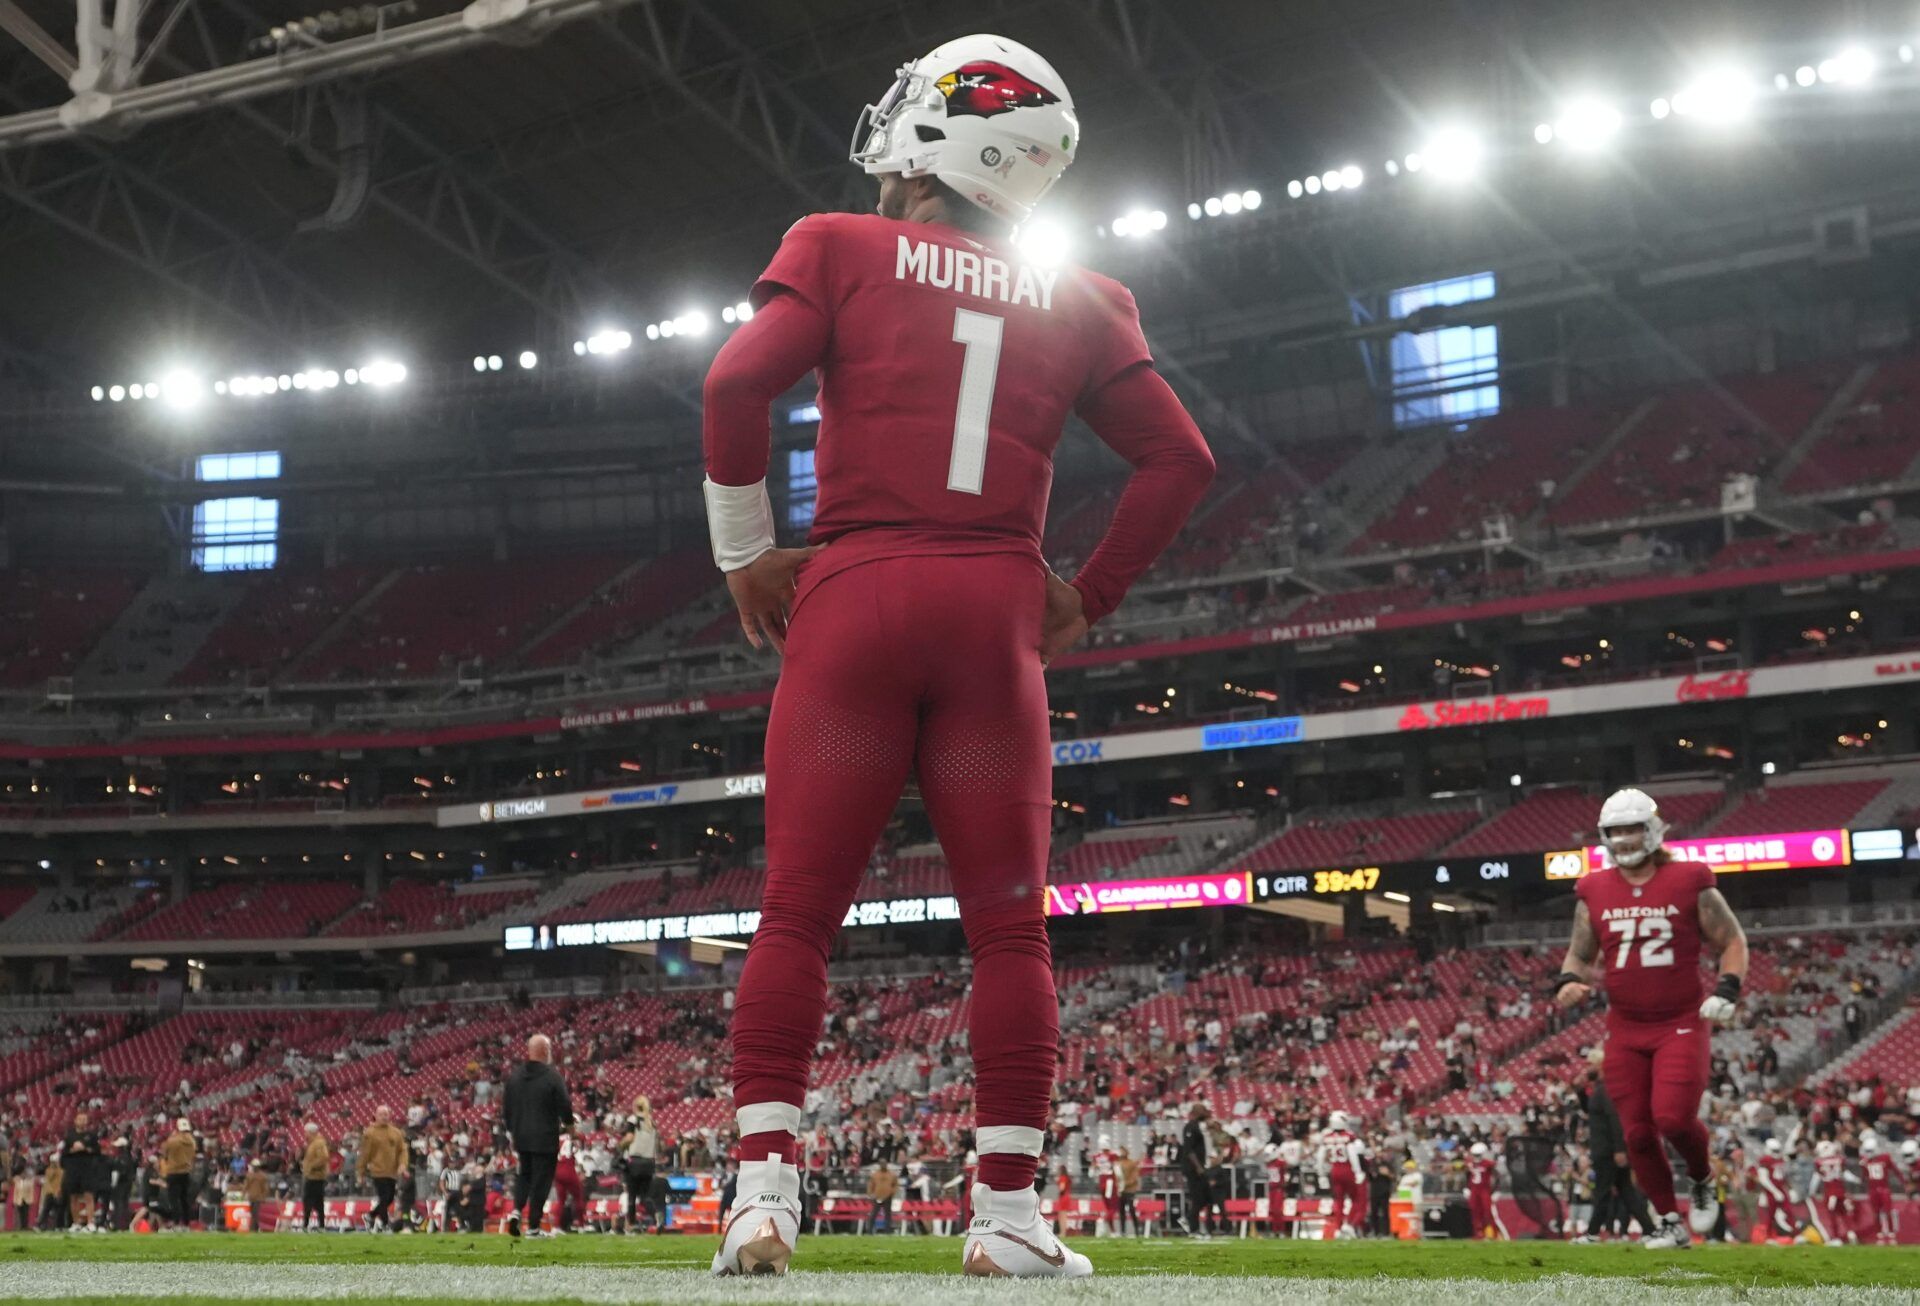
[1686,1178,1719,1236]
[711,1156,802,1277]
[1641,1212,1692,1249]
[961,1183,1093,1278]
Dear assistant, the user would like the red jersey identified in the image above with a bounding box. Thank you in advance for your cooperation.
[1815,1153,1847,1188]
[1863,1155,1897,1190]
[1465,1156,1496,1194]
[1574,857,1716,1023]
[1317,1129,1361,1179]
[1751,1155,1791,1201]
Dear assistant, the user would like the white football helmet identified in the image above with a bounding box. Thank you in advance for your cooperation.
[1764,1138,1783,1157]
[1470,1142,1489,1158]
[1597,788,1667,869]
[1861,1135,1881,1155]
[1327,1110,1351,1132]
[850,34,1078,223]
[1816,1140,1839,1160]
[1902,1140,1918,1162]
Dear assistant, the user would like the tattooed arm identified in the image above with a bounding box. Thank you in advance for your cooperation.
[1697,888,1749,982]
[1555,899,1601,1008]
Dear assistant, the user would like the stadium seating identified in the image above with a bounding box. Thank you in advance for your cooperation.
[111,881,362,942]
[1785,351,1920,492]
[0,569,143,687]
[521,549,718,667]
[1547,365,1847,526]
[1705,778,1889,834]
[325,880,536,937]
[176,566,383,685]
[1236,809,1480,872]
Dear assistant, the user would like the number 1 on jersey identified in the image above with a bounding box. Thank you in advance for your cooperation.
[947,307,1004,495]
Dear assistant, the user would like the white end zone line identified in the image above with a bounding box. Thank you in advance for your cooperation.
[0,1265,1915,1305]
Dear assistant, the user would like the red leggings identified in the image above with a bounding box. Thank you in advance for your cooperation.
[1603,1014,1710,1215]
[730,553,1057,1185]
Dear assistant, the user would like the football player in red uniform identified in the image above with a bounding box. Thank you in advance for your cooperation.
[1554,788,1749,1249]
[1319,1111,1366,1240]
[1749,1138,1798,1244]
[1861,1135,1902,1244]
[702,33,1214,1279]
[1810,1139,1859,1244]
[1465,1141,1500,1240]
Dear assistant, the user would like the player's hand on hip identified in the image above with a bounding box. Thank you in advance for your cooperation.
[1698,994,1737,1026]
[1554,981,1591,1009]
[1040,572,1089,666]
[725,546,822,655]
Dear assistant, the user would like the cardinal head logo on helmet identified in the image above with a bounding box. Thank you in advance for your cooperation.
[935,61,1062,118]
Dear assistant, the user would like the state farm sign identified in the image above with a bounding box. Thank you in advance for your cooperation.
[1397,695,1552,731]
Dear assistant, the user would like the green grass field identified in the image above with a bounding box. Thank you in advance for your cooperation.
[0,1232,1914,1305]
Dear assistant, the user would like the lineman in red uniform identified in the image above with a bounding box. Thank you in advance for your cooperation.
[1318,1112,1366,1239]
[1861,1136,1902,1244]
[1465,1141,1500,1240]
[551,1134,585,1234]
[1554,788,1749,1249]
[1749,1138,1798,1244]
[1091,1136,1121,1237]
[702,33,1214,1280]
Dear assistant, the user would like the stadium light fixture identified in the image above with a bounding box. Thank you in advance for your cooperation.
[472,356,487,372]
[1187,201,1203,219]
[1339,164,1363,189]
[1533,122,1554,144]
[90,385,104,401]
[214,381,228,395]
[1304,174,1322,194]
[1672,68,1757,121]
[1554,98,1622,150]
[360,359,406,387]
[1017,219,1071,268]
[1509,773,1523,786]
[487,355,503,371]
[1649,97,1671,119]
[1221,191,1244,215]
[676,313,709,338]
[1320,169,1343,193]
[1111,208,1165,237]
[1901,44,1915,64]
[1818,47,1875,85]
[1794,64,1817,86]
[519,351,537,369]
[1401,153,1422,174]
[1384,159,1400,176]
[734,301,754,322]
[1417,129,1481,181]
[1287,179,1305,198]
[108,385,125,402]
[344,369,359,385]
[1242,189,1261,210]
[1203,196,1223,217]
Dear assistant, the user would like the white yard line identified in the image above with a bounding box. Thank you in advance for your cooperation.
[0,1265,1915,1306]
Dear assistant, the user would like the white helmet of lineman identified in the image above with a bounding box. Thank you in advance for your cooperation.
[1816,1140,1839,1160]
[1470,1142,1489,1158]
[1861,1134,1881,1155]
[1903,1140,1919,1162]
[1764,1138,1783,1157]
[1327,1110,1351,1132]
[850,34,1078,223]
[1597,788,1667,869]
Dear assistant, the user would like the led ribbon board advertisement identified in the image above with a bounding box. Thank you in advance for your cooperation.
[1544,828,1854,879]
[505,871,1251,950]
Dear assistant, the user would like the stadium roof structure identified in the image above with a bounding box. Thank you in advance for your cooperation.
[2,0,1912,396]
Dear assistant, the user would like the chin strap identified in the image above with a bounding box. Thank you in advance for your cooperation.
[703,478,776,572]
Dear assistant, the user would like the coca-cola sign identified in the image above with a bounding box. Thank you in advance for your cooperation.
[1675,670,1752,702]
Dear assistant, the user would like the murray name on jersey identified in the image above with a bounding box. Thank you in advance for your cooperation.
[895,234,1058,310]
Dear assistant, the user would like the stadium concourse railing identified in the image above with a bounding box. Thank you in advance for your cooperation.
[1474,898,1920,947]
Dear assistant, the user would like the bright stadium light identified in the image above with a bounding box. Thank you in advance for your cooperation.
[1186,201,1202,220]
[734,301,754,322]
[1112,208,1164,237]
[1384,158,1400,176]
[643,325,659,341]
[1017,218,1072,268]
[1818,47,1875,85]
[1221,191,1244,214]
[1533,122,1554,144]
[472,356,487,372]
[1339,164,1363,189]
[1554,97,1622,150]
[519,351,537,369]
[658,319,677,338]
[1203,196,1223,217]
[1794,64,1817,86]
[1241,189,1261,210]
[1672,68,1756,121]
[277,374,292,391]
[108,384,125,402]
[1418,129,1481,180]
[676,313,708,338]
[1649,96,1671,119]
[1287,179,1304,198]
[214,381,228,396]
[344,369,359,385]
[1901,44,1915,64]
[1304,174,1322,194]
[1321,169,1343,193]
[142,382,160,399]
[90,386,104,401]
[361,359,406,387]
[487,355,503,371]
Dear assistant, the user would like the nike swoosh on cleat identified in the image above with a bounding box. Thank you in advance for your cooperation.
[992,1229,1067,1267]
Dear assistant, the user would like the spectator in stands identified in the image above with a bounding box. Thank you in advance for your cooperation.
[61,1111,101,1233]
[503,1032,573,1238]
[620,1099,658,1233]
[159,1118,195,1229]
[299,1123,330,1231]
[37,1159,62,1231]
[11,1160,33,1233]
[357,1106,408,1232]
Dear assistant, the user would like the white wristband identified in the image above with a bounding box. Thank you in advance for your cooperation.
[703,477,776,572]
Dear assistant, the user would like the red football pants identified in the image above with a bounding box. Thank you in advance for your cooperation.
[1602,1014,1710,1215]
[1866,1186,1894,1239]
[730,553,1057,1183]
[1467,1189,1495,1238]
[1756,1196,1796,1239]
[1326,1171,1363,1235]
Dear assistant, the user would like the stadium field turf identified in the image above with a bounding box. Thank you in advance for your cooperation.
[0,1234,1915,1305]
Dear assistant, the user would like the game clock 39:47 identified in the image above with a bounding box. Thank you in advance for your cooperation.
[1252,865,1382,899]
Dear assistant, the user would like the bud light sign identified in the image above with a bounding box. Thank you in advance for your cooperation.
[1201,716,1304,751]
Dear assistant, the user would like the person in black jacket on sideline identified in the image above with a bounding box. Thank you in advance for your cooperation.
[503,1033,574,1237]
[1575,1072,1653,1241]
